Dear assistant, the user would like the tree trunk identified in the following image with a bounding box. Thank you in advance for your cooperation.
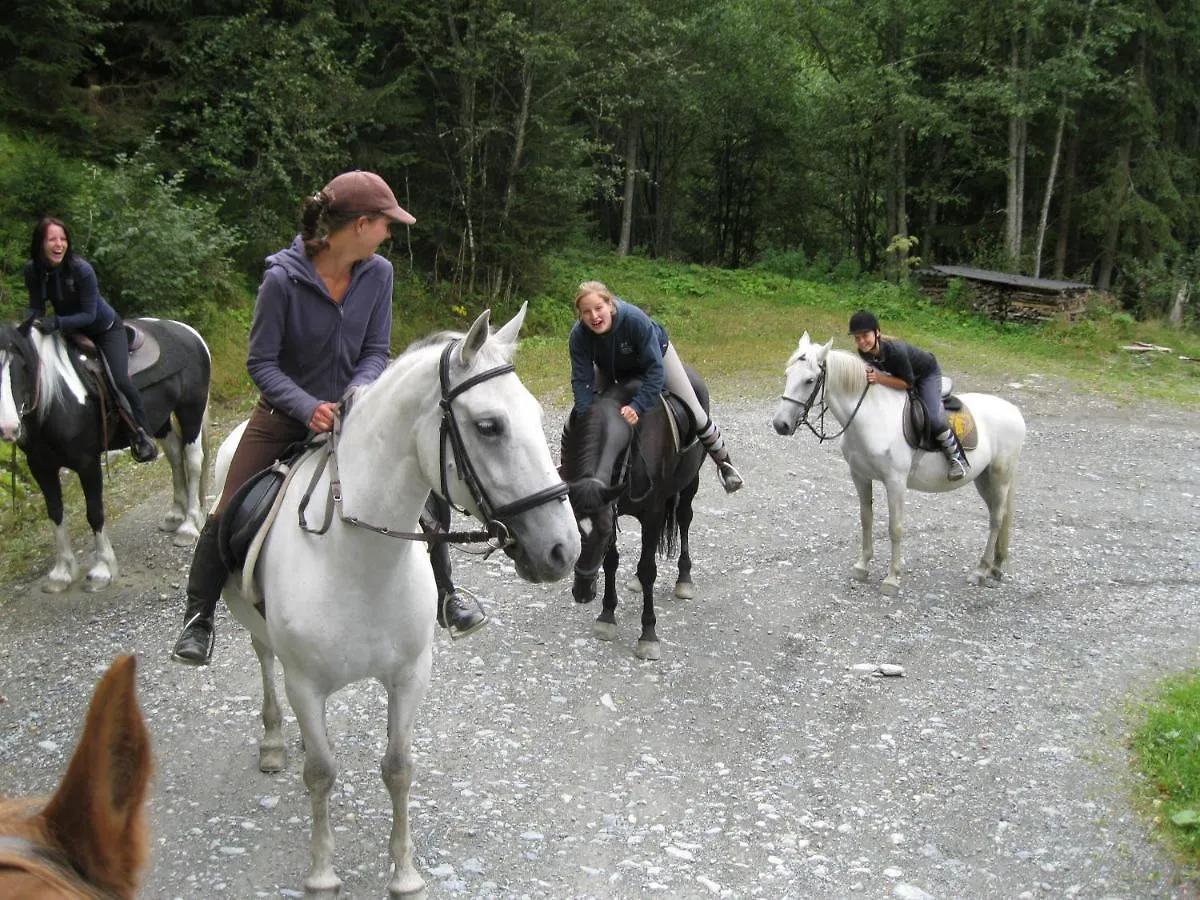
[1096,139,1131,291]
[1033,104,1066,280]
[1168,281,1190,326]
[501,60,534,225]
[617,109,641,257]
[1053,130,1079,279]
[1005,31,1029,273]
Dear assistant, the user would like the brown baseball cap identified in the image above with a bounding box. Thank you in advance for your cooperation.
[322,170,416,225]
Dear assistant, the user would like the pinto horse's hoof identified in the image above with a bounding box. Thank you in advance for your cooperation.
[634,640,661,661]
[851,565,869,582]
[593,621,619,642]
[673,581,695,600]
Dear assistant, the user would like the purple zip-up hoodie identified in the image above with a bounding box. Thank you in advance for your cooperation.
[247,236,393,425]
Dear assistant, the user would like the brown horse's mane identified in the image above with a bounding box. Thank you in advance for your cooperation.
[0,655,152,900]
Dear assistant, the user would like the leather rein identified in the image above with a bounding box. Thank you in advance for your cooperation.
[296,340,569,553]
[780,361,871,443]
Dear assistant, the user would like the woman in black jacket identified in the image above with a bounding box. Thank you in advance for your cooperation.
[23,216,158,463]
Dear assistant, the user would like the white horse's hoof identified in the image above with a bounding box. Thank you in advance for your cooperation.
[387,869,426,898]
[968,572,986,586]
[593,621,619,642]
[259,744,286,773]
[171,529,198,548]
[673,581,694,600]
[880,580,900,597]
[161,511,185,531]
[634,640,661,661]
[851,565,869,582]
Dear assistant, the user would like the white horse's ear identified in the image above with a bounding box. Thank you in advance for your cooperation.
[821,337,834,354]
[459,309,493,367]
[798,331,811,347]
[490,301,528,352]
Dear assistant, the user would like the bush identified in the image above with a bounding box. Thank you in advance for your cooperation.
[70,138,245,316]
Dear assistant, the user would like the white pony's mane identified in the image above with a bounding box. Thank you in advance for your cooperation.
[30,331,89,423]
[824,348,869,396]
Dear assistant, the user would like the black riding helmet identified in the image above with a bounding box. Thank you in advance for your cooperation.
[848,309,880,335]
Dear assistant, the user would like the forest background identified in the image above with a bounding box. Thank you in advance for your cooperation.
[1,0,1198,340]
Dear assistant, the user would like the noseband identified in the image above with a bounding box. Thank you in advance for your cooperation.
[780,361,870,443]
[299,339,568,551]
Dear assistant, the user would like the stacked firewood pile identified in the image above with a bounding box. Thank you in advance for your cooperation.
[917,267,1094,324]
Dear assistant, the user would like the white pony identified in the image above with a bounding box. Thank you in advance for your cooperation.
[772,332,1026,596]
[214,305,579,898]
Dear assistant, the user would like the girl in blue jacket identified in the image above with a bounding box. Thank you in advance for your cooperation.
[569,280,743,494]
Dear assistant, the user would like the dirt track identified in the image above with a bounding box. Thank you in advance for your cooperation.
[2,371,1199,899]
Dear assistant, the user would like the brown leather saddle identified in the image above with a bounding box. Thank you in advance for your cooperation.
[902,376,978,452]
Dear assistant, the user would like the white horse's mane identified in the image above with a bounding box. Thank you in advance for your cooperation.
[824,348,868,396]
[30,331,89,423]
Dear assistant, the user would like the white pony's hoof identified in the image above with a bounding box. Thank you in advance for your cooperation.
[634,640,661,661]
[851,565,869,582]
[593,621,619,642]
[880,580,900,597]
[161,511,185,531]
[968,572,986,586]
[673,581,695,600]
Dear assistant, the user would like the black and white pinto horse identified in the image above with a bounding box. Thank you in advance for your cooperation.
[560,373,707,660]
[0,319,210,592]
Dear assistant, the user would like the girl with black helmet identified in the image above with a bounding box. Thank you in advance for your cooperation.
[847,310,969,480]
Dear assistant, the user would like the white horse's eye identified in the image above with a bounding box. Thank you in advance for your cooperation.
[475,418,502,438]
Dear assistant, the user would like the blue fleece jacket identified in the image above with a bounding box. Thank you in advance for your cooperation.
[24,256,118,336]
[247,236,393,425]
[569,298,668,416]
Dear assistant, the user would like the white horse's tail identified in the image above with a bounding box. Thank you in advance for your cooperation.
[198,399,212,515]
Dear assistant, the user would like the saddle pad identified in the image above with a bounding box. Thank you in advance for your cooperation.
[658,392,697,455]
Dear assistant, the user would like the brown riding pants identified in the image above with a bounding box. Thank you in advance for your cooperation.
[211,398,310,518]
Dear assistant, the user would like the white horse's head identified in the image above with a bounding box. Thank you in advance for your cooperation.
[773,331,833,436]
[417,303,580,583]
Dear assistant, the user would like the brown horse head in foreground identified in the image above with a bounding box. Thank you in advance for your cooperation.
[0,655,152,899]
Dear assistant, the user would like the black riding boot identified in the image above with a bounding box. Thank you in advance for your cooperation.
[429,539,489,639]
[697,418,743,494]
[422,496,489,638]
[937,429,970,481]
[130,426,158,463]
[171,518,227,665]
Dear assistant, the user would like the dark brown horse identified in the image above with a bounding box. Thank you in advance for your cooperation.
[560,372,707,659]
[0,655,152,899]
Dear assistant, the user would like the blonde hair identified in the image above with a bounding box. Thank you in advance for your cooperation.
[575,280,614,310]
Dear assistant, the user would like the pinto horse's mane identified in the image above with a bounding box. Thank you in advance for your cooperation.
[0,327,89,426]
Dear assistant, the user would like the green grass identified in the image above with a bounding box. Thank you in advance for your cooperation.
[1130,673,1200,872]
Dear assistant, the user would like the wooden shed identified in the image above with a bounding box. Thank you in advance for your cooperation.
[916,264,1094,324]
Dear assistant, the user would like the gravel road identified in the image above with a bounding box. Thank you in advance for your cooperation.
[1,370,1199,900]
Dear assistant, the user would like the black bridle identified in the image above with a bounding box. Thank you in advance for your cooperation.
[298,340,569,552]
[780,360,871,443]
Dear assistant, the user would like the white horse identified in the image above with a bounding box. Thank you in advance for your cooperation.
[772,332,1026,596]
[213,304,578,899]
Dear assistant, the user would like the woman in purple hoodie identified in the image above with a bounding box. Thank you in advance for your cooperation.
[172,171,487,666]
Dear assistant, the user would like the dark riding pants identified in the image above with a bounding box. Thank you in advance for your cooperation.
[915,372,948,435]
[92,320,151,431]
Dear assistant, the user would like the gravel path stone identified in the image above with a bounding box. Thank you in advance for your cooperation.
[1,372,1198,899]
